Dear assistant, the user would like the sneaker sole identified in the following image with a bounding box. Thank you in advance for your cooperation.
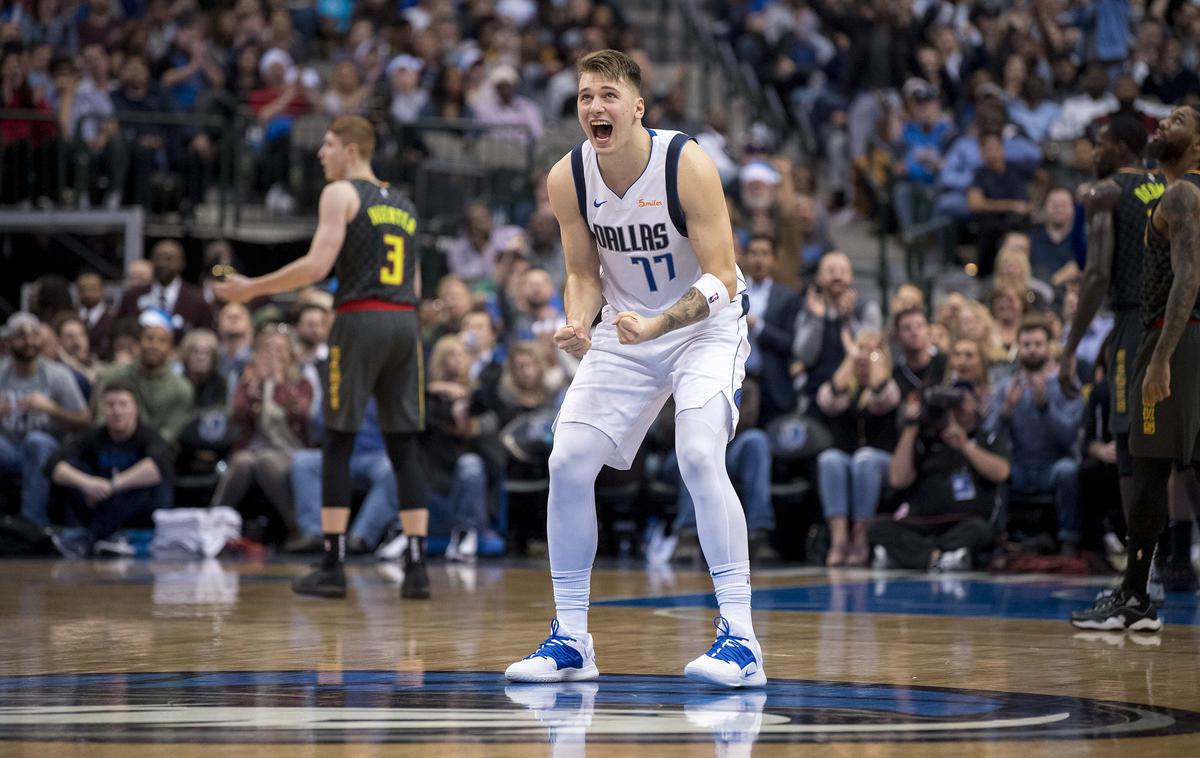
[1071,616,1163,633]
[683,663,768,688]
[1128,617,1163,633]
[291,583,347,599]
[401,586,431,599]
[504,662,599,683]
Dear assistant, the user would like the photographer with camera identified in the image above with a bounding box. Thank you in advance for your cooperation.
[985,316,1084,555]
[870,382,1011,570]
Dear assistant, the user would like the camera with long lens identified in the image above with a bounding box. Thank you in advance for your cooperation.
[918,385,965,438]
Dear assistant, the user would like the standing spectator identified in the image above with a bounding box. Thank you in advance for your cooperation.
[740,234,801,425]
[117,240,214,335]
[321,59,371,117]
[968,133,1032,278]
[211,325,313,542]
[792,251,883,400]
[1029,187,1081,284]
[0,312,91,527]
[1007,76,1060,144]
[216,301,254,388]
[49,379,174,557]
[386,55,428,124]
[97,310,194,445]
[894,80,954,232]
[815,331,901,566]
[249,48,319,212]
[987,318,1085,554]
[873,382,1010,570]
[1142,37,1200,107]
[110,54,170,208]
[891,306,947,401]
[75,270,115,359]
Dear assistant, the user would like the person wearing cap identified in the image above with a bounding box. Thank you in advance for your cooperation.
[117,239,214,337]
[472,63,543,144]
[386,54,429,124]
[0,312,91,527]
[871,380,1011,571]
[894,79,954,232]
[249,47,320,213]
[97,309,194,446]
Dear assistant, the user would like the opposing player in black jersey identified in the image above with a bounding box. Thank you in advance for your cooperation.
[1061,114,1157,521]
[1072,106,1200,632]
[214,116,431,601]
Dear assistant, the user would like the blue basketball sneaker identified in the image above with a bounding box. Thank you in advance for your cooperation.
[505,620,599,683]
[684,616,767,688]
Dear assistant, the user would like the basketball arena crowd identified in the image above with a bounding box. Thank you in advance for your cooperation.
[1,0,1198,591]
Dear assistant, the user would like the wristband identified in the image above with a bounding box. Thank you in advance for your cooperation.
[693,273,731,318]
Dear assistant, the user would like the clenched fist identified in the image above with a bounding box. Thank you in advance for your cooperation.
[614,312,666,345]
[554,321,591,359]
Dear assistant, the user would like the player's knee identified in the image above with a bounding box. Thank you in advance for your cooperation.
[675,436,713,479]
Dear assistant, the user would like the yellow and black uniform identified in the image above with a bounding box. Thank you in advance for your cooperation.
[1107,169,1163,439]
[324,178,423,433]
[1128,170,1200,465]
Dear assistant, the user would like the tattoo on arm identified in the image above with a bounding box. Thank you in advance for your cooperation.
[1154,182,1200,362]
[658,287,711,335]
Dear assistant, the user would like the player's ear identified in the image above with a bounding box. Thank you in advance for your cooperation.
[635,96,644,120]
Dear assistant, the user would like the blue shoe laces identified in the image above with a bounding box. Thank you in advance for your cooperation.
[525,620,585,669]
[704,616,756,669]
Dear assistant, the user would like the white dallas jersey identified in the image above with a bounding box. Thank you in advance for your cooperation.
[570,128,742,316]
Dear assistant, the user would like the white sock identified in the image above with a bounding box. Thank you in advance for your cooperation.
[711,560,755,639]
[552,567,591,636]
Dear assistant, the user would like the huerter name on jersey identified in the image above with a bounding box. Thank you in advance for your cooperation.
[592,222,669,254]
[367,205,417,234]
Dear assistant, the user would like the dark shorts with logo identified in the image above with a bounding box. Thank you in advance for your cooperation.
[1128,323,1200,464]
[324,309,424,434]
[1107,308,1141,436]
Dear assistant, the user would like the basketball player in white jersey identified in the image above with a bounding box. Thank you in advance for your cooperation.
[504,49,765,688]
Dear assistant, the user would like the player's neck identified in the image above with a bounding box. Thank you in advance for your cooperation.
[1160,156,1200,184]
[342,162,378,185]
[595,126,652,195]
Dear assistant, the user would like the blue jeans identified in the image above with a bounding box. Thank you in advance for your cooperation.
[427,453,489,533]
[670,429,774,532]
[290,448,397,547]
[0,431,60,526]
[1010,458,1080,544]
[817,447,892,521]
[65,476,173,541]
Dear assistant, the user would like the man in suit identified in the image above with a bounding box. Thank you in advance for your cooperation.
[740,234,802,425]
[117,239,213,336]
[75,270,115,359]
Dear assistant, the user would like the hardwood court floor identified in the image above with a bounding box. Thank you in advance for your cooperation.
[0,557,1198,756]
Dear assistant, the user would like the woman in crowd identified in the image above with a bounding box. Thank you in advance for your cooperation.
[949,337,994,417]
[994,244,1053,311]
[815,331,901,567]
[211,324,312,542]
[989,284,1026,355]
[178,328,228,410]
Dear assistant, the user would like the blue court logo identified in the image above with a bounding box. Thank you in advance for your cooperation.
[0,671,1196,744]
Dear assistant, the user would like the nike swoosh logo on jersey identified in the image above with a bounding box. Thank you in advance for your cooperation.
[593,199,607,207]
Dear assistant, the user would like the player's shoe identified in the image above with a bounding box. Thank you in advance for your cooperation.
[1162,561,1199,593]
[504,620,599,683]
[1070,588,1162,632]
[684,690,767,748]
[684,616,767,688]
[291,565,346,598]
[401,559,430,599]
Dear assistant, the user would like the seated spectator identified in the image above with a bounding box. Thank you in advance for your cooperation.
[98,311,194,445]
[53,313,104,390]
[448,202,523,285]
[118,240,215,336]
[1048,65,1117,141]
[1008,76,1059,144]
[461,308,504,386]
[504,267,565,347]
[386,55,429,124]
[741,234,801,425]
[321,59,371,117]
[0,312,91,527]
[1143,36,1200,106]
[216,301,254,389]
[289,398,395,555]
[949,337,993,416]
[893,80,954,232]
[125,258,153,291]
[526,210,566,289]
[1029,187,1081,285]
[891,306,947,400]
[955,299,1009,370]
[250,48,320,212]
[994,243,1053,311]
[29,275,75,325]
[293,303,330,409]
[815,332,900,566]
[1060,287,1111,385]
[471,64,544,144]
[967,133,1032,278]
[49,379,173,557]
[792,251,882,400]
[425,275,474,347]
[989,284,1026,354]
[933,104,1040,222]
[177,328,227,411]
[423,335,489,562]
[663,380,776,564]
[789,193,836,284]
[872,382,1010,570]
[211,325,313,542]
[109,54,169,208]
[986,317,1084,554]
[75,270,115,360]
[108,316,142,366]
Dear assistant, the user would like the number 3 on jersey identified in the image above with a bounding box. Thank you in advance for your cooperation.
[380,234,405,285]
[630,252,674,292]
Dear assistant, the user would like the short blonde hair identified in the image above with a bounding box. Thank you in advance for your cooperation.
[577,49,642,94]
[329,115,376,160]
